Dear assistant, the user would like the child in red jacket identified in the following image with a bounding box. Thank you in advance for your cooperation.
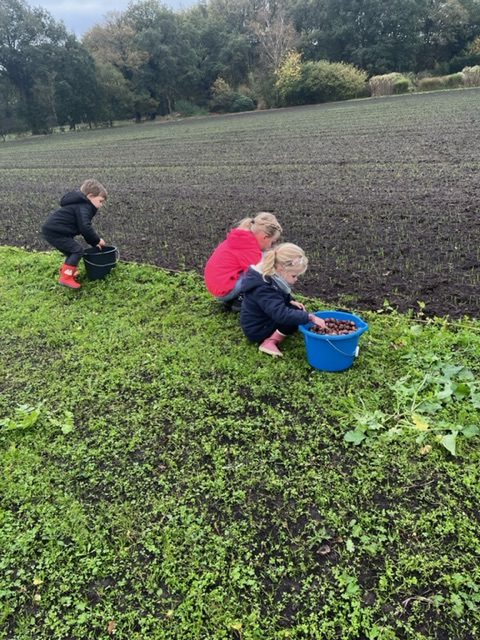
[204,212,282,311]
[42,179,107,289]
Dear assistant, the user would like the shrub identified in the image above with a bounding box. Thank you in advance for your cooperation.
[369,73,411,97]
[209,78,235,112]
[462,66,480,87]
[418,77,444,91]
[209,78,256,113]
[418,73,465,91]
[174,100,208,117]
[276,55,367,106]
[393,77,411,94]
[443,73,465,88]
[230,95,256,112]
[304,60,367,103]
[274,51,303,106]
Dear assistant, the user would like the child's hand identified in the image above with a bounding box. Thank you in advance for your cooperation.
[97,238,106,249]
[290,300,306,311]
[309,314,326,329]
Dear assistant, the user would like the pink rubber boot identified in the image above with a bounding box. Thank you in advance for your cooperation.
[259,330,286,357]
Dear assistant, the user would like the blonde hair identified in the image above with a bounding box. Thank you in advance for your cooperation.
[262,243,308,277]
[236,211,282,238]
[80,179,108,199]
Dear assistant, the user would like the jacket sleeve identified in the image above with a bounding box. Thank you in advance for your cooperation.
[255,285,309,327]
[76,205,100,246]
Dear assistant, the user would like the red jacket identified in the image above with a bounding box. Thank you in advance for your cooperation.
[204,228,262,297]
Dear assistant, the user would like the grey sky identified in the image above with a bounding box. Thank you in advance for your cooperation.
[37,0,196,36]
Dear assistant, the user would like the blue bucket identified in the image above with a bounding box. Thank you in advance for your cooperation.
[299,310,368,372]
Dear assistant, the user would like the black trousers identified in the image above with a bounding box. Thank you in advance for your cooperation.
[256,323,298,343]
[42,232,85,266]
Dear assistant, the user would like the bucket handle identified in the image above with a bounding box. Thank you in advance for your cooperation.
[325,338,360,359]
[83,258,118,267]
[83,247,120,267]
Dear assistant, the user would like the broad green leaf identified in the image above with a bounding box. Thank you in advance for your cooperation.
[470,391,480,409]
[442,364,464,380]
[462,425,479,439]
[437,382,453,401]
[453,382,471,400]
[440,433,457,456]
[416,400,442,414]
[457,368,474,381]
[61,410,75,435]
[344,430,366,445]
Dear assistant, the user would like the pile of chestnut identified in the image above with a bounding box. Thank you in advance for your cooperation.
[309,317,357,335]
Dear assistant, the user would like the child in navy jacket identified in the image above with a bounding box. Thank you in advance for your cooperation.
[42,179,107,289]
[240,243,326,357]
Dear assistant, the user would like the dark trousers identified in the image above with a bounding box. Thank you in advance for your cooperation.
[256,323,297,343]
[42,232,84,266]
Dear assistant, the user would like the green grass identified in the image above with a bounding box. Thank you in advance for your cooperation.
[1,246,479,639]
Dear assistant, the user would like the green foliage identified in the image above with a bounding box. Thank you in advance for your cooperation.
[0,247,479,639]
[276,55,367,106]
[174,99,208,117]
[0,0,85,134]
[393,77,411,94]
[209,77,256,113]
[230,94,256,112]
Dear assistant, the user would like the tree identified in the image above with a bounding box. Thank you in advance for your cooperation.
[248,3,298,72]
[0,75,26,138]
[54,37,99,129]
[416,0,479,70]
[93,61,135,125]
[0,0,101,133]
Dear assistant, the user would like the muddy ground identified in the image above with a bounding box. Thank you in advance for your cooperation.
[1,89,479,318]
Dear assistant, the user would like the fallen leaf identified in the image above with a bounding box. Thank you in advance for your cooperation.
[412,414,429,431]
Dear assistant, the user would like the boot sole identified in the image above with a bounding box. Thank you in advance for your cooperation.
[58,282,81,289]
[259,346,283,357]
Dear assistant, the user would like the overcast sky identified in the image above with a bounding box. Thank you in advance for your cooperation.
[37,0,196,36]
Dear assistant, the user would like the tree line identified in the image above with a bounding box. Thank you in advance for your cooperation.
[1,0,480,136]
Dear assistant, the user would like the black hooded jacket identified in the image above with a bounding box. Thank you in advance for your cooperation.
[240,267,310,342]
[41,191,101,246]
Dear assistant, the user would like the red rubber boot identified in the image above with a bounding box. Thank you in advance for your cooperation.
[58,263,81,289]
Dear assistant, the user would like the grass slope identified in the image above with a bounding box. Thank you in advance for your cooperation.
[0,247,479,639]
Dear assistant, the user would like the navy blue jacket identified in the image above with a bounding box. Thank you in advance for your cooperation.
[240,267,309,342]
[41,191,101,246]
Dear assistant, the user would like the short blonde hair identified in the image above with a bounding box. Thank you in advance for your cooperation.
[80,179,108,199]
[236,211,282,238]
[262,243,308,277]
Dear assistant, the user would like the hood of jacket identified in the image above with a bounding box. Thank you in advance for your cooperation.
[242,266,271,294]
[226,228,258,250]
[60,191,93,208]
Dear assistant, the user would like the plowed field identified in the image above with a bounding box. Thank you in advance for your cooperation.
[1,88,479,317]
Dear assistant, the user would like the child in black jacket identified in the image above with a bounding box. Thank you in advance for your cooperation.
[240,243,326,357]
[42,179,107,289]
